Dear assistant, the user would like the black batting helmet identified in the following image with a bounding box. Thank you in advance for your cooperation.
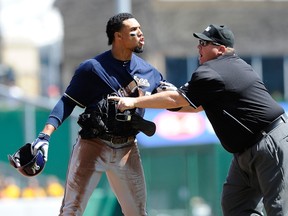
[8,143,46,177]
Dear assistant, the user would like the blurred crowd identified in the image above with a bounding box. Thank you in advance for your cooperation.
[0,174,64,199]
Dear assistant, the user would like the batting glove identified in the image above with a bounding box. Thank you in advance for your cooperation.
[31,132,50,162]
[157,81,177,92]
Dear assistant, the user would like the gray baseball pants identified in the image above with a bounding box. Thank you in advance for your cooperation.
[222,121,288,216]
[59,137,147,216]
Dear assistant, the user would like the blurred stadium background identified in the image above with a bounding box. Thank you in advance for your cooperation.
[1,0,288,215]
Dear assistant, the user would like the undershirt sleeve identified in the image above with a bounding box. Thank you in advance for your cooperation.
[46,95,77,129]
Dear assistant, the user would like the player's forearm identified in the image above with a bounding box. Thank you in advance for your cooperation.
[41,124,56,136]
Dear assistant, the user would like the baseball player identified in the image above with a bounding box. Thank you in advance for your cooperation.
[30,13,171,216]
[110,24,288,216]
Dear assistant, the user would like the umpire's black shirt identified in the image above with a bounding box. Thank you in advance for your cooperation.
[178,53,284,153]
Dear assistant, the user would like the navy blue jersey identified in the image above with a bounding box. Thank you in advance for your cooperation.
[179,54,284,153]
[47,50,163,128]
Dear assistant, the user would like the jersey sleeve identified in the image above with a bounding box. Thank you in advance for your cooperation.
[65,60,107,107]
[178,67,225,108]
[46,60,110,128]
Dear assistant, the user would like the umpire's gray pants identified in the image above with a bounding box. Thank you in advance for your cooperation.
[221,121,288,216]
[59,137,147,216]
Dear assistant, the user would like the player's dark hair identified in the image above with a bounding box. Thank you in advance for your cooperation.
[106,13,134,45]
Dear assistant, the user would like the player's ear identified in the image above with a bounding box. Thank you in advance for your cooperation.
[115,32,122,41]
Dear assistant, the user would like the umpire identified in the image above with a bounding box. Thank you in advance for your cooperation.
[110,24,288,216]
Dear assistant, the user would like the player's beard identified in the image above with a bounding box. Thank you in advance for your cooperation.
[133,45,144,53]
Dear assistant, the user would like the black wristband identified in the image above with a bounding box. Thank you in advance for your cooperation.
[38,132,50,141]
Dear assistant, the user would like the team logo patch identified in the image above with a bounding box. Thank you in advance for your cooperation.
[134,75,150,88]
[205,26,211,32]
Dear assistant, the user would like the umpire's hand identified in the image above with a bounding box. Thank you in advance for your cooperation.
[108,96,136,112]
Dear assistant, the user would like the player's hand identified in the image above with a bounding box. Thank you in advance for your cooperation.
[157,81,177,92]
[31,132,50,162]
[108,96,136,112]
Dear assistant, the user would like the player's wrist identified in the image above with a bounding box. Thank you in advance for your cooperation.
[38,132,51,141]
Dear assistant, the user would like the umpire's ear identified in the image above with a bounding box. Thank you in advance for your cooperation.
[218,45,227,56]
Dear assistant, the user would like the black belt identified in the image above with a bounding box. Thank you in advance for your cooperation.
[98,134,135,144]
[260,113,287,135]
[238,113,288,154]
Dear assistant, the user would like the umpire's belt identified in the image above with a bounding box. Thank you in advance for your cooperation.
[238,114,288,154]
[98,133,135,144]
[260,113,288,136]
[253,113,288,145]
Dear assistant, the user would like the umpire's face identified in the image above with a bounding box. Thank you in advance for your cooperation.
[197,40,227,64]
[116,18,145,53]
